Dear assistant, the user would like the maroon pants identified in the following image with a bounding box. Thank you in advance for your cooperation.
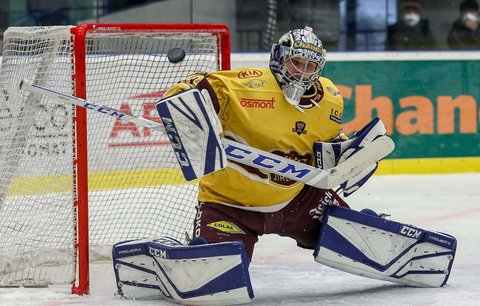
[192,186,349,259]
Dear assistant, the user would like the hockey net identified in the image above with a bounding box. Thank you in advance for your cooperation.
[0,24,230,294]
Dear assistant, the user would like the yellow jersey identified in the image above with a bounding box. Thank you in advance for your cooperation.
[165,67,344,212]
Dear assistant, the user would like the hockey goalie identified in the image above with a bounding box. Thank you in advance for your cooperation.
[112,26,457,305]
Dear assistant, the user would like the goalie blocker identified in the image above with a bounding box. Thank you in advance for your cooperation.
[315,206,457,287]
[156,88,227,181]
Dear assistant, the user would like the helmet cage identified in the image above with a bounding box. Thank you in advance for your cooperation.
[279,45,324,87]
[269,27,326,108]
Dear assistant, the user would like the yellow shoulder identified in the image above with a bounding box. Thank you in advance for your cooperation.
[164,72,211,97]
[320,76,341,95]
[319,76,343,107]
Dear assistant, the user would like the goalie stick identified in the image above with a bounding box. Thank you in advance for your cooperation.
[19,79,395,189]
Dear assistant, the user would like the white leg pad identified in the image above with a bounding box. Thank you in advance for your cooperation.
[314,206,457,287]
[112,237,254,305]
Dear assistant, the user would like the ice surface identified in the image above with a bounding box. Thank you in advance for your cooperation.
[1,174,479,306]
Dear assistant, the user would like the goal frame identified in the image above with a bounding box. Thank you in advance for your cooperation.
[70,23,230,295]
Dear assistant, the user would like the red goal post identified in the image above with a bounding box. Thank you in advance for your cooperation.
[0,23,230,295]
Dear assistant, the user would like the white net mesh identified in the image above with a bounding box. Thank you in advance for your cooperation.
[0,25,224,288]
[0,26,76,287]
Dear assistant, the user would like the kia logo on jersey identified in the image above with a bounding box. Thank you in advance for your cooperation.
[238,69,263,79]
[292,121,307,135]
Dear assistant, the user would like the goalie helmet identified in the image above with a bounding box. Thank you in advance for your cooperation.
[269,26,326,108]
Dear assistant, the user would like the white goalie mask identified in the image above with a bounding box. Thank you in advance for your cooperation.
[269,26,326,109]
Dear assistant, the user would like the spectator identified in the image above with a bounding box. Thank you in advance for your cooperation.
[386,1,437,50]
[447,0,480,49]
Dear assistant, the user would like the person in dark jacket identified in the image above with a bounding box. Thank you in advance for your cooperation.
[447,0,480,49]
[386,1,437,50]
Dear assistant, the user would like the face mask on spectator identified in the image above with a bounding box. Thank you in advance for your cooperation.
[403,12,420,26]
[462,12,478,22]
[462,12,479,28]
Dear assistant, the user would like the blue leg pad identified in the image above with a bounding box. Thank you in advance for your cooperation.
[314,206,457,287]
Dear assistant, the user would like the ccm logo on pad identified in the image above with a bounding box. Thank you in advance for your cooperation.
[149,247,167,259]
[399,225,423,239]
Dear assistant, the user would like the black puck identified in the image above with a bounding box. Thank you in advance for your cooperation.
[167,48,186,63]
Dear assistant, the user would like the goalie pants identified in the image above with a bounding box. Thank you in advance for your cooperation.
[193,186,349,259]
